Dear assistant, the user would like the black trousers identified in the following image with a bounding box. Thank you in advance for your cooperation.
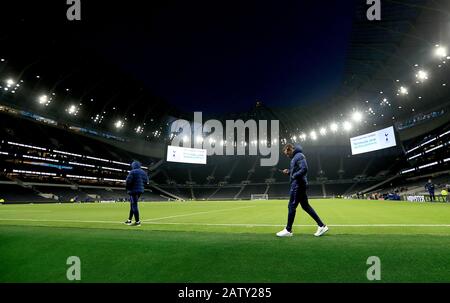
[286,184,324,232]
[128,193,141,222]
[429,191,435,201]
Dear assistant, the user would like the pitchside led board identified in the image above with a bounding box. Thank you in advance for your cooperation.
[167,145,207,164]
[350,126,397,155]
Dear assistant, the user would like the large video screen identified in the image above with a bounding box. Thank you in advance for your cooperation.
[350,126,397,155]
[166,145,207,164]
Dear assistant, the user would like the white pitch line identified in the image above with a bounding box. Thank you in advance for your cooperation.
[1,218,450,228]
[137,222,450,227]
[0,218,120,224]
[141,205,257,222]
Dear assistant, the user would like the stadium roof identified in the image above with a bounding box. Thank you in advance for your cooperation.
[1,0,450,143]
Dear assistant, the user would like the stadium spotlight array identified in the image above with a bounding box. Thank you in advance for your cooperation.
[351,111,363,123]
[135,126,144,134]
[92,114,104,124]
[37,94,51,106]
[114,120,124,129]
[3,42,450,145]
[416,70,428,82]
[342,121,352,132]
[66,104,79,116]
[2,78,22,94]
[380,98,391,106]
[38,95,47,104]
[330,122,339,133]
[398,86,408,95]
[5,79,15,86]
[435,45,447,58]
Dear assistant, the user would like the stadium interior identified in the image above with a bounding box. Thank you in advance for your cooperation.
[0,89,448,203]
[3,0,450,286]
[0,2,449,205]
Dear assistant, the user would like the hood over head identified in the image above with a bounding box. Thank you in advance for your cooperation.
[131,161,141,169]
[293,145,303,155]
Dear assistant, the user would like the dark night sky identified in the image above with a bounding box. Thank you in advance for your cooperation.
[74,1,356,114]
[2,0,357,115]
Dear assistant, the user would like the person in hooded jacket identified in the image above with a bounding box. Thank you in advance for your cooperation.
[277,144,328,237]
[125,161,149,226]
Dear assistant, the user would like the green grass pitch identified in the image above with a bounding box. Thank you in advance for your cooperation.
[1,199,450,283]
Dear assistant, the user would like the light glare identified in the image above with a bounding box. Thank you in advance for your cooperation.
[352,111,363,122]
[343,121,352,132]
[330,123,338,132]
[435,46,447,58]
[416,70,428,82]
[67,104,79,116]
[114,120,124,129]
[38,95,48,105]
[398,86,408,95]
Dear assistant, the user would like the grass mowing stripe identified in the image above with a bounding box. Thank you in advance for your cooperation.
[141,205,257,222]
[1,218,450,228]
[1,199,450,282]
[1,225,450,282]
[0,218,121,224]
[142,222,450,227]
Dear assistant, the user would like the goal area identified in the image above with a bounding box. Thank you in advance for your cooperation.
[251,194,269,200]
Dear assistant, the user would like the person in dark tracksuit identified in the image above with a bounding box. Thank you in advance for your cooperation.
[125,161,149,226]
[276,144,328,237]
[425,179,435,202]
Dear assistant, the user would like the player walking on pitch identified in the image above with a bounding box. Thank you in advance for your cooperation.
[124,161,149,226]
[277,144,328,237]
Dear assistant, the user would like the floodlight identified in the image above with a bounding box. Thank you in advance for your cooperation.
[343,121,352,132]
[352,111,363,122]
[135,126,144,134]
[38,95,48,105]
[67,104,79,116]
[435,46,447,58]
[398,86,408,95]
[330,123,338,132]
[416,70,428,82]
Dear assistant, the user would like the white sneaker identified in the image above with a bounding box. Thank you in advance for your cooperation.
[276,228,293,237]
[314,225,328,237]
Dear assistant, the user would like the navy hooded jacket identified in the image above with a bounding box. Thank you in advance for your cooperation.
[289,145,308,187]
[126,161,149,194]
[425,182,435,193]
